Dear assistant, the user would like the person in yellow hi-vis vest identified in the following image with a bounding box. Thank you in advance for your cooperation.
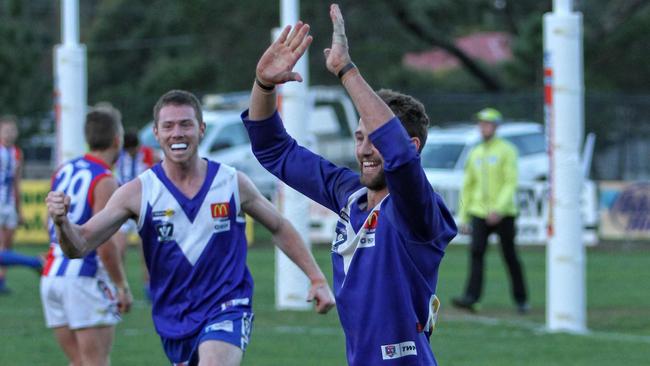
[452,108,529,314]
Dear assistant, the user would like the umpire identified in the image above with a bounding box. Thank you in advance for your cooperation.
[452,108,529,314]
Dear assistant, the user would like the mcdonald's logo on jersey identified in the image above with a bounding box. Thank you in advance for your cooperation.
[211,202,230,218]
[363,211,380,230]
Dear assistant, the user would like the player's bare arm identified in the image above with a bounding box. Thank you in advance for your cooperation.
[249,21,313,120]
[325,4,393,133]
[46,178,141,259]
[237,171,335,313]
[93,176,133,314]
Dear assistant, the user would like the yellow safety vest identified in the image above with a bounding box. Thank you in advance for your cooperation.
[458,137,518,224]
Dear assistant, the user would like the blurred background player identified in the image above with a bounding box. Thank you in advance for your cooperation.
[0,115,34,293]
[114,129,160,299]
[40,105,132,366]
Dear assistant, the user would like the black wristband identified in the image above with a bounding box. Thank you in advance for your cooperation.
[255,77,275,91]
[337,62,357,79]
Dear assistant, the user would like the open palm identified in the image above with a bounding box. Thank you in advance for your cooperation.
[256,22,312,85]
[324,4,352,75]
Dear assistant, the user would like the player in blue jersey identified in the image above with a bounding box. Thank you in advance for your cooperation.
[40,106,132,366]
[0,116,26,293]
[46,90,335,366]
[0,116,44,293]
[243,4,457,365]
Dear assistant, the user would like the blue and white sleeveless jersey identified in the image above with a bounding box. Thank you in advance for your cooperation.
[42,154,113,279]
[0,145,20,206]
[116,146,155,184]
[137,160,253,339]
[244,111,457,365]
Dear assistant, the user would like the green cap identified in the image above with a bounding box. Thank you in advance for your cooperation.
[475,108,502,124]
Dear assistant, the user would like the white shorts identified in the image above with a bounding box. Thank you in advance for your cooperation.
[119,218,137,234]
[0,205,18,229]
[40,276,121,330]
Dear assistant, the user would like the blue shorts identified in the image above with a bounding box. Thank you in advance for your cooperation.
[161,307,254,366]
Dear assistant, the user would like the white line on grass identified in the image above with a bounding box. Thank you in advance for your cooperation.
[117,315,650,344]
[443,314,650,344]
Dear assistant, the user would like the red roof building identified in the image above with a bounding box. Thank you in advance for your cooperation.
[403,32,513,73]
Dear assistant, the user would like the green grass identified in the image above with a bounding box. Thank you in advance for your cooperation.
[1,239,649,365]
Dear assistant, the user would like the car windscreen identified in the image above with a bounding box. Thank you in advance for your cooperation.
[421,143,465,169]
[504,133,546,156]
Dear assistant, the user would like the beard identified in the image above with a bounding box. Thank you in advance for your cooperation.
[360,169,387,191]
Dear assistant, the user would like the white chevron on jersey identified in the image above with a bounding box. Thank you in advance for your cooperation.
[332,187,389,275]
[137,164,243,266]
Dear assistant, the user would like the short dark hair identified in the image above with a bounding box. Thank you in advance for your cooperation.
[123,129,139,149]
[153,90,203,126]
[376,89,429,152]
[85,105,122,150]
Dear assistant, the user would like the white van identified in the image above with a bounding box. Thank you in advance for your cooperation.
[420,122,598,245]
[421,121,548,187]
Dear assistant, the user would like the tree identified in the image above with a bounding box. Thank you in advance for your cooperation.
[0,0,53,118]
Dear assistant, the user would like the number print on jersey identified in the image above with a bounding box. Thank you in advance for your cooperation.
[54,163,92,223]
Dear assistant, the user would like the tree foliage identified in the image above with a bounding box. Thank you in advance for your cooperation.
[0,0,53,117]
[0,0,647,129]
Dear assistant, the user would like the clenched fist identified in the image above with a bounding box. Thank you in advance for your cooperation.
[46,191,71,225]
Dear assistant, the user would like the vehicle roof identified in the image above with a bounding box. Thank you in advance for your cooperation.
[426,121,543,144]
[202,109,243,124]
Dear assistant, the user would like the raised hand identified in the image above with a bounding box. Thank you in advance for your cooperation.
[256,21,312,86]
[46,191,71,225]
[324,4,352,76]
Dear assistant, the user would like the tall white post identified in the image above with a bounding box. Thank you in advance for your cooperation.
[275,0,312,310]
[55,0,87,165]
[544,0,587,333]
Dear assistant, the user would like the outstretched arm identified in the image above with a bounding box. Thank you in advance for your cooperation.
[324,4,393,133]
[92,177,133,314]
[238,172,335,313]
[249,21,313,120]
[46,179,141,258]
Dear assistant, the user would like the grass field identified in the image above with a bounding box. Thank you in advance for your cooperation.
[1,236,649,365]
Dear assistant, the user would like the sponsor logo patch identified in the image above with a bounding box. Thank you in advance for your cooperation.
[204,320,234,333]
[364,211,380,230]
[152,209,175,218]
[214,220,231,233]
[211,202,230,218]
[381,341,417,360]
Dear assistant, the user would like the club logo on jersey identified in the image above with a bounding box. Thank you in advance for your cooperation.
[381,341,417,360]
[384,345,397,358]
[211,202,230,218]
[155,222,174,242]
[152,209,175,218]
